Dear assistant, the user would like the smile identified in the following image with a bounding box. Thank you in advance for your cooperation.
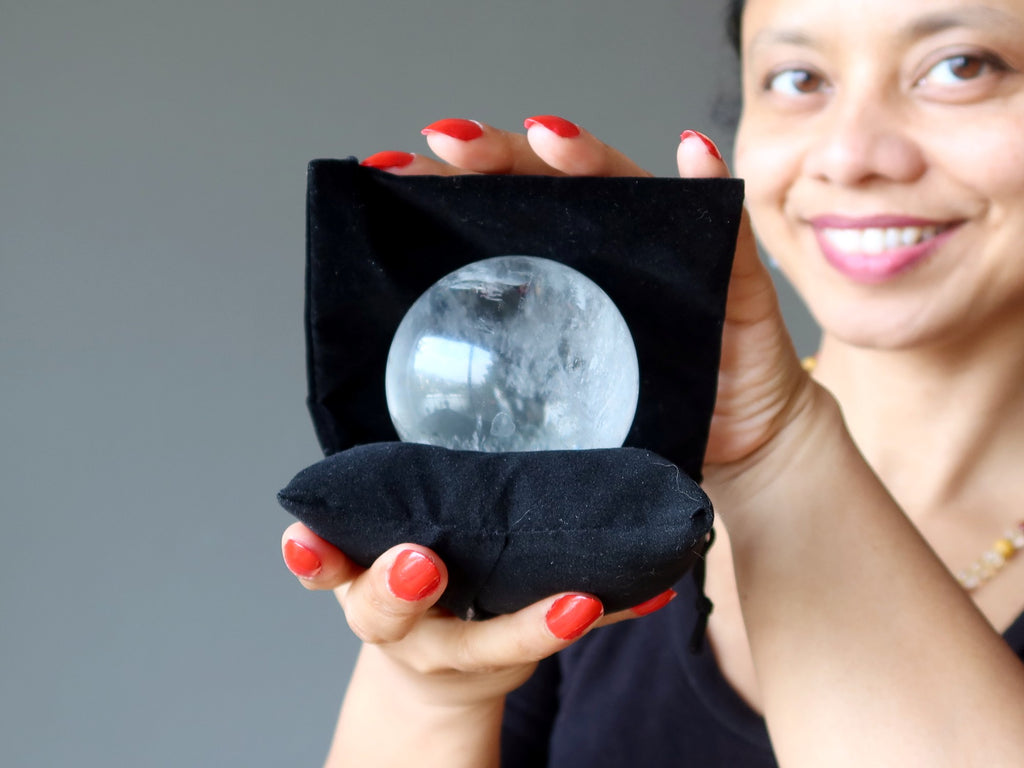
[819,225,952,255]
[809,218,961,284]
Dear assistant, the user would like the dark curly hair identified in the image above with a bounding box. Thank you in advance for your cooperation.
[712,0,746,128]
[726,0,744,56]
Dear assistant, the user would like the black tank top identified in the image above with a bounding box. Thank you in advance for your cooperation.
[501,572,1024,766]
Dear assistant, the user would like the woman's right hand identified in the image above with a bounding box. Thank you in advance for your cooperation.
[282,520,611,707]
[284,521,622,767]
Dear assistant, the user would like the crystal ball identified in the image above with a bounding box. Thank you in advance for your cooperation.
[385,255,639,452]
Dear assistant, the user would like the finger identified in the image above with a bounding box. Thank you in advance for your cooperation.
[678,130,806,466]
[524,114,651,177]
[676,130,773,325]
[420,117,559,175]
[281,521,364,591]
[393,593,604,676]
[676,129,730,178]
[338,544,448,645]
[595,588,680,628]
[359,150,466,176]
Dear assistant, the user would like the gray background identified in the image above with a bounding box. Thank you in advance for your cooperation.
[1,1,817,765]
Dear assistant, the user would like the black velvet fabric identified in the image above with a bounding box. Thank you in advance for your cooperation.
[279,159,744,619]
[279,443,713,619]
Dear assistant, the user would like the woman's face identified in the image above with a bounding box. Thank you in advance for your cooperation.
[735,0,1024,351]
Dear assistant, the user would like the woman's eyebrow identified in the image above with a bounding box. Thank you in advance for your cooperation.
[747,27,816,54]
[747,6,1024,55]
[903,7,1024,40]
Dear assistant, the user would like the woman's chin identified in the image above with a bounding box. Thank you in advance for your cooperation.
[805,299,950,353]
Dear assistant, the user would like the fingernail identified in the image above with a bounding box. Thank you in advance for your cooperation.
[523,114,581,138]
[361,150,416,170]
[388,550,442,602]
[631,589,677,617]
[546,595,603,641]
[283,539,322,579]
[680,130,723,161]
[420,118,484,141]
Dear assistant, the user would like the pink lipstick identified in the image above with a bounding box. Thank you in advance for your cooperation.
[809,215,960,283]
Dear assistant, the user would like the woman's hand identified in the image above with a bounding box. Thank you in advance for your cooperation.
[367,118,815,478]
[283,518,672,768]
[282,520,618,705]
[672,134,816,478]
[289,115,809,766]
[362,115,648,177]
[304,114,810,699]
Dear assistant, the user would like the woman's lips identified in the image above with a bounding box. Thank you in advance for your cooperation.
[808,216,961,283]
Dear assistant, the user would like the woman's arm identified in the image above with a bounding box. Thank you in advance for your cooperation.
[283,531,600,768]
[325,639,517,768]
[693,149,1024,763]
[707,390,1024,766]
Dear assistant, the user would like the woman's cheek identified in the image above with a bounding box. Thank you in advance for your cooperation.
[967,124,1024,201]
[735,138,794,234]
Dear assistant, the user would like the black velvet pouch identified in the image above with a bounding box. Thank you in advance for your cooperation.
[279,158,743,619]
[278,443,714,618]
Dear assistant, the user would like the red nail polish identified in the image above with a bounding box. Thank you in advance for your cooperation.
[631,589,677,617]
[546,595,603,641]
[283,539,322,579]
[680,130,723,161]
[388,550,442,602]
[420,118,484,141]
[361,150,415,170]
[523,114,581,138]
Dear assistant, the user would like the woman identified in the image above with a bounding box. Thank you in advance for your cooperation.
[281,0,1024,764]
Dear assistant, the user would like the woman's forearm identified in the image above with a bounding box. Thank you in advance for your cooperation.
[325,644,507,768]
[709,389,1024,766]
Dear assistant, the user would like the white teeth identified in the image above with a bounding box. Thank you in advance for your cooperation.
[821,225,943,254]
[861,228,885,254]
[901,227,921,246]
[828,229,861,252]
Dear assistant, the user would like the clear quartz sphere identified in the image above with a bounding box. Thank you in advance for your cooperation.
[385,255,640,452]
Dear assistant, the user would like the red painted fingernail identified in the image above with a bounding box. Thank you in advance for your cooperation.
[420,118,484,141]
[361,150,416,170]
[680,130,723,161]
[546,595,603,641]
[283,539,322,579]
[523,114,581,138]
[388,550,442,602]
[631,589,677,617]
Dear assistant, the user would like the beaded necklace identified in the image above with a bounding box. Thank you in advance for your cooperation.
[800,354,1024,592]
[956,525,1024,590]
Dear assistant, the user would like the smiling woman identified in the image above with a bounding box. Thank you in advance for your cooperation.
[736,0,1024,353]
[278,1,1024,766]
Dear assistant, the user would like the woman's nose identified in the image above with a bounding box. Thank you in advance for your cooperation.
[801,96,926,187]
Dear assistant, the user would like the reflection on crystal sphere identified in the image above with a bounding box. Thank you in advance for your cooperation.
[385,255,639,452]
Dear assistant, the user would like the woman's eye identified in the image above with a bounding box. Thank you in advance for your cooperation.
[765,68,827,96]
[918,52,1007,86]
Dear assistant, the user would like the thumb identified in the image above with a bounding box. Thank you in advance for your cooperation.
[676,130,772,326]
[676,130,805,467]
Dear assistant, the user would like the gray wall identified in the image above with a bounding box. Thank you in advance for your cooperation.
[2,2,817,765]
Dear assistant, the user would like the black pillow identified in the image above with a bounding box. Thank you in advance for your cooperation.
[279,159,743,619]
[278,443,714,619]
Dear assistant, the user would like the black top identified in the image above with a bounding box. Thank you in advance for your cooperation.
[501,570,1024,766]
